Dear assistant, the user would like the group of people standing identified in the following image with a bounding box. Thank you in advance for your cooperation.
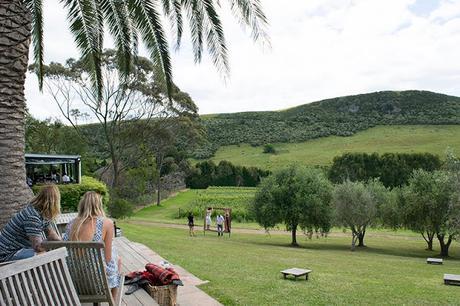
[187,208,231,237]
[0,185,122,298]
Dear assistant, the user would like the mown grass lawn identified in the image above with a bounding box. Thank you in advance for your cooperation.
[120,222,460,305]
[206,125,460,170]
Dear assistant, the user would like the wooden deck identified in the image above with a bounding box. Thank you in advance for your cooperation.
[112,237,222,306]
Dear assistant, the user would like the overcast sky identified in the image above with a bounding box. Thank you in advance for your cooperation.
[26,0,460,120]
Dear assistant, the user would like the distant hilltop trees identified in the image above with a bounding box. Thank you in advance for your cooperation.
[195,90,460,158]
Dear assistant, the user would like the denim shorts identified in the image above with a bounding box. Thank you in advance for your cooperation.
[10,248,35,261]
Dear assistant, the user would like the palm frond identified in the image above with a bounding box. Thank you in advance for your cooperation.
[227,0,270,45]
[160,0,184,50]
[61,0,104,101]
[127,0,173,96]
[99,0,134,78]
[202,0,229,76]
[169,0,184,50]
[25,0,45,90]
[181,0,204,64]
[160,0,171,14]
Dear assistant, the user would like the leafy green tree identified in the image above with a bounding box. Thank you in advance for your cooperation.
[252,166,333,246]
[0,0,268,229]
[333,180,389,249]
[214,161,237,186]
[378,187,402,230]
[42,50,199,190]
[402,170,460,256]
[263,144,276,154]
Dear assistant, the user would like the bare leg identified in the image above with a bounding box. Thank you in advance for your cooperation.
[111,287,119,299]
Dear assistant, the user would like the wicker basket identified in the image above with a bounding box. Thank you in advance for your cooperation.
[146,284,178,306]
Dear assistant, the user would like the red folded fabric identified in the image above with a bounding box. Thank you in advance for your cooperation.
[145,263,180,285]
[125,263,181,286]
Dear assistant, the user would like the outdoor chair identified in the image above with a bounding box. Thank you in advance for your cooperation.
[43,241,124,306]
[55,212,78,235]
[0,247,80,306]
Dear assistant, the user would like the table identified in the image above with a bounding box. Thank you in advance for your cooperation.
[427,258,443,265]
[281,268,312,281]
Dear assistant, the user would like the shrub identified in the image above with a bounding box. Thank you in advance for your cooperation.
[32,176,109,212]
[107,198,134,219]
[263,143,276,154]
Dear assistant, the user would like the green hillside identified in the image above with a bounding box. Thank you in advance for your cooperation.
[205,125,460,170]
[195,90,460,158]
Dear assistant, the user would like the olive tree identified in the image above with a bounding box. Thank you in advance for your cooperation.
[333,180,390,250]
[402,169,460,256]
[252,165,332,246]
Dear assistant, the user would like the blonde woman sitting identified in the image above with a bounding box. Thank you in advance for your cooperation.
[63,191,122,297]
[0,185,61,262]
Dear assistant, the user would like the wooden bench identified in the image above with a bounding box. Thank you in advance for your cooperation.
[444,274,460,286]
[281,268,312,281]
[43,241,124,306]
[0,247,80,305]
[49,213,122,238]
[55,212,78,235]
[427,258,443,265]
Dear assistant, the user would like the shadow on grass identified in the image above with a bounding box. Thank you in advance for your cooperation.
[249,240,460,261]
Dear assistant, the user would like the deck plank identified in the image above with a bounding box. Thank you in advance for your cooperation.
[114,237,223,306]
[114,238,159,306]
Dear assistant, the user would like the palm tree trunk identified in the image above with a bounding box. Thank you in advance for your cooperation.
[0,0,33,229]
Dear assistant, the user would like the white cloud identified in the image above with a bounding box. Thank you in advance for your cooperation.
[26,0,460,119]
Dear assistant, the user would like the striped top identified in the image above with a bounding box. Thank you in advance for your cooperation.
[0,205,50,262]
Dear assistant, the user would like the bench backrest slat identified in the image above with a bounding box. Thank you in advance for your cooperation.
[43,241,115,306]
[0,247,80,306]
[24,269,40,305]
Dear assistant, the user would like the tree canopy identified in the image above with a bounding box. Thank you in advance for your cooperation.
[252,166,333,246]
[402,169,460,256]
[333,180,392,249]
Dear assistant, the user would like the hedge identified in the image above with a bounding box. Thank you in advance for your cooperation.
[32,176,109,212]
[328,152,442,188]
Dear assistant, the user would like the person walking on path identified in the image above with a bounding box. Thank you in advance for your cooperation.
[216,214,225,236]
[187,212,195,237]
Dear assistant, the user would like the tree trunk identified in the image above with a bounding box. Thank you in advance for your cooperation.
[437,233,452,257]
[358,231,366,247]
[110,153,119,189]
[0,0,34,230]
[422,231,435,251]
[156,174,161,206]
[156,153,164,206]
[426,238,433,251]
[351,233,357,251]
[291,224,298,246]
[358,226,366,247]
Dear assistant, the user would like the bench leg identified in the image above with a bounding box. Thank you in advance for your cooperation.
[283,274,286,279]
[306,274,309,280]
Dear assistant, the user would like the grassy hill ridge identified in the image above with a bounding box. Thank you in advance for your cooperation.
[205,125,460,170]
[195,90,460,158]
